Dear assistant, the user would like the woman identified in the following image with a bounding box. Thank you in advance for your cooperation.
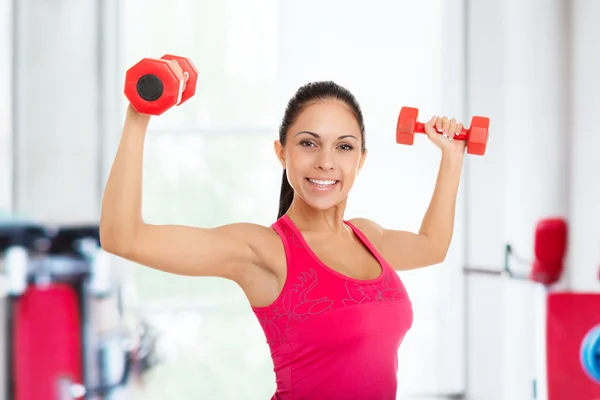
[100,80,466,399]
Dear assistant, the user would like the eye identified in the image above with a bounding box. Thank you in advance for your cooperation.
[299,140,317,148]
[338,143,354,151]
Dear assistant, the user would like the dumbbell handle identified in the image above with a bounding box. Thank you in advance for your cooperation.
[414,122,469,141]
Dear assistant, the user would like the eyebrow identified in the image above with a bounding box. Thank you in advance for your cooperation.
[295,131,359,141]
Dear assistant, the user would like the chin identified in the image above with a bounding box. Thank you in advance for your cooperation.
[296,178,349,210]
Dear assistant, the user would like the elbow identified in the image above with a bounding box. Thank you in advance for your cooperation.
[420,233,450,265]
[99,226,124,255]
[435,241,452,264]
[426,239,449,265]
[99,220,138,257]
[435,249,448,265]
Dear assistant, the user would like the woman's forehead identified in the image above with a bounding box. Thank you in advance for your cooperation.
[294,100,361,134]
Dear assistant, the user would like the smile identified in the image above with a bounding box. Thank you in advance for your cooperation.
[306,178,339,188]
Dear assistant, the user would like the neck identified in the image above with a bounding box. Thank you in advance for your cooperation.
[285,196,348,234]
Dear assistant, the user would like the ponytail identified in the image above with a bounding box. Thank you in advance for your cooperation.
[277,169,294,219]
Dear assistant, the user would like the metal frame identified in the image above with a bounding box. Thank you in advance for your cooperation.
[463,243,533,281]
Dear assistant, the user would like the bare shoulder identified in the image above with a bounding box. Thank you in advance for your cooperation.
[219,221,284,267]
[347,217,384,247]
[348,217,445,271]
[212,221,274,243]
[214,222,280,257]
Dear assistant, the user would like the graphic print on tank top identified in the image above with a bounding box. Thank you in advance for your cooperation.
[252,215,414,400]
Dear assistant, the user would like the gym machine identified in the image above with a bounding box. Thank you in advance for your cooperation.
[0,221,160,400]
[462,217,600,397]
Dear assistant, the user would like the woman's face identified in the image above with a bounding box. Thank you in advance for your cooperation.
[274,99,367,212]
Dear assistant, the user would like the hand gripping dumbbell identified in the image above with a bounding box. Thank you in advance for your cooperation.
[124,55,198,116]
[396,106,490,155]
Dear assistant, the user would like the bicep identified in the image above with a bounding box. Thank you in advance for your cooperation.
[350,218,445,271]
[380,229,445,270]
[110,222,261,279]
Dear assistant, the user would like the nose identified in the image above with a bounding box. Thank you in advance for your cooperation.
[315,149,335,171]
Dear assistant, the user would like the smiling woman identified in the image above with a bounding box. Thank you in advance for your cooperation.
[113,1,462,399]
[275,81,367,219]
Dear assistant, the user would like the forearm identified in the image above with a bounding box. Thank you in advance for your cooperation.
[100,106,151,251]
[418,151,464,258]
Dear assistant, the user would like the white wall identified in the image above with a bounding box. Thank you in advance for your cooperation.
[12,0,101,223]
[465,1,600,400]
[569,0,600,293]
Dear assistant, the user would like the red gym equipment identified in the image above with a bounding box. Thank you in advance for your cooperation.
[396,106,490,155]
[1,224,159,400]
[547,293,600,399]
[463,217,600,398]
[13,284,82,400]
[124,54,199,116]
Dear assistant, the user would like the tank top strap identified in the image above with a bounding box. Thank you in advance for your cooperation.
[273,215,392,278]
[271,215,315,274]
[342,220,382,258]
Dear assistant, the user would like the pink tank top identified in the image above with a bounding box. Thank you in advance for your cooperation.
[252,215,414,400]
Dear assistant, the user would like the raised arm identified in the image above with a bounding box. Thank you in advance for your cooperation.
[99,105,263,280]
[352,115,465,271]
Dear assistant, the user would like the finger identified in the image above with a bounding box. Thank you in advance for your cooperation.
[441,116,450,137]
[455,122,464,140]
[168,60,184,79]
[435,116,443,133]
[448,118,457,140]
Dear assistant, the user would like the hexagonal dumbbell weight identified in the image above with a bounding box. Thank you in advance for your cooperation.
[396,106,490,156]
[124,54,198,116]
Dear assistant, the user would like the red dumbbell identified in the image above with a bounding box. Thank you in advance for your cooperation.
[124,54,199,116]
[396,106,490,155]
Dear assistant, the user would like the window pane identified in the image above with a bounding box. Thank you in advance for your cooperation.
[122,0,279,130]
[131,131,280,400]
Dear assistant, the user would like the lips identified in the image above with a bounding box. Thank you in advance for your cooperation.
[305,178,340,190]
[307,178,337,186]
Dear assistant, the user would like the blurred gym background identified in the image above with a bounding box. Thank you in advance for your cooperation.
[1,0,599,399]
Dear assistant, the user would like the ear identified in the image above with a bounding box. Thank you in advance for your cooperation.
[274,140,286,169]
[357,149,368,173]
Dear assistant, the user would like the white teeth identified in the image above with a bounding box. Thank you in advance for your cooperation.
[308,179,337,186]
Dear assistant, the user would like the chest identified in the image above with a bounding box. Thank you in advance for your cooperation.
[287,299,413,352]
[306,235,383,281]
